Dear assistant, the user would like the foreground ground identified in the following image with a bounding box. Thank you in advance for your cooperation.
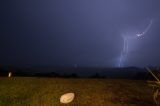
[0,77,154,106]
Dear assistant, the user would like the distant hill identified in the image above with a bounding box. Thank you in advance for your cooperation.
[0,65,157,80]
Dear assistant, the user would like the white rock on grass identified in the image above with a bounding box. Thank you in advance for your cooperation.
[60,93,75,104]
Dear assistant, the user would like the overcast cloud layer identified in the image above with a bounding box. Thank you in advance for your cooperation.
[1,0,160,67]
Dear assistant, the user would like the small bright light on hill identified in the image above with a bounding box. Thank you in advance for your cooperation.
[8,72,12,78]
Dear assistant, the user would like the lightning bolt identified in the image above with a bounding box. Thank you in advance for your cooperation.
[118,36,128,67]
[118,19,153,67]
[136,19,153,37]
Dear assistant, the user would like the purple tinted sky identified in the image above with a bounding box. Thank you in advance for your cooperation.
[1,0,160,67]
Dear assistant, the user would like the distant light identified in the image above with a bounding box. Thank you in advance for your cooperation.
[8,72,12,77]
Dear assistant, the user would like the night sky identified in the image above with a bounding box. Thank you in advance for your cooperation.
[1,0,160,67]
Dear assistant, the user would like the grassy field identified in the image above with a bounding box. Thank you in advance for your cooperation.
[0,77,154,106]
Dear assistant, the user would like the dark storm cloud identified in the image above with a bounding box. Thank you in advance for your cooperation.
[1,0,160,67]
